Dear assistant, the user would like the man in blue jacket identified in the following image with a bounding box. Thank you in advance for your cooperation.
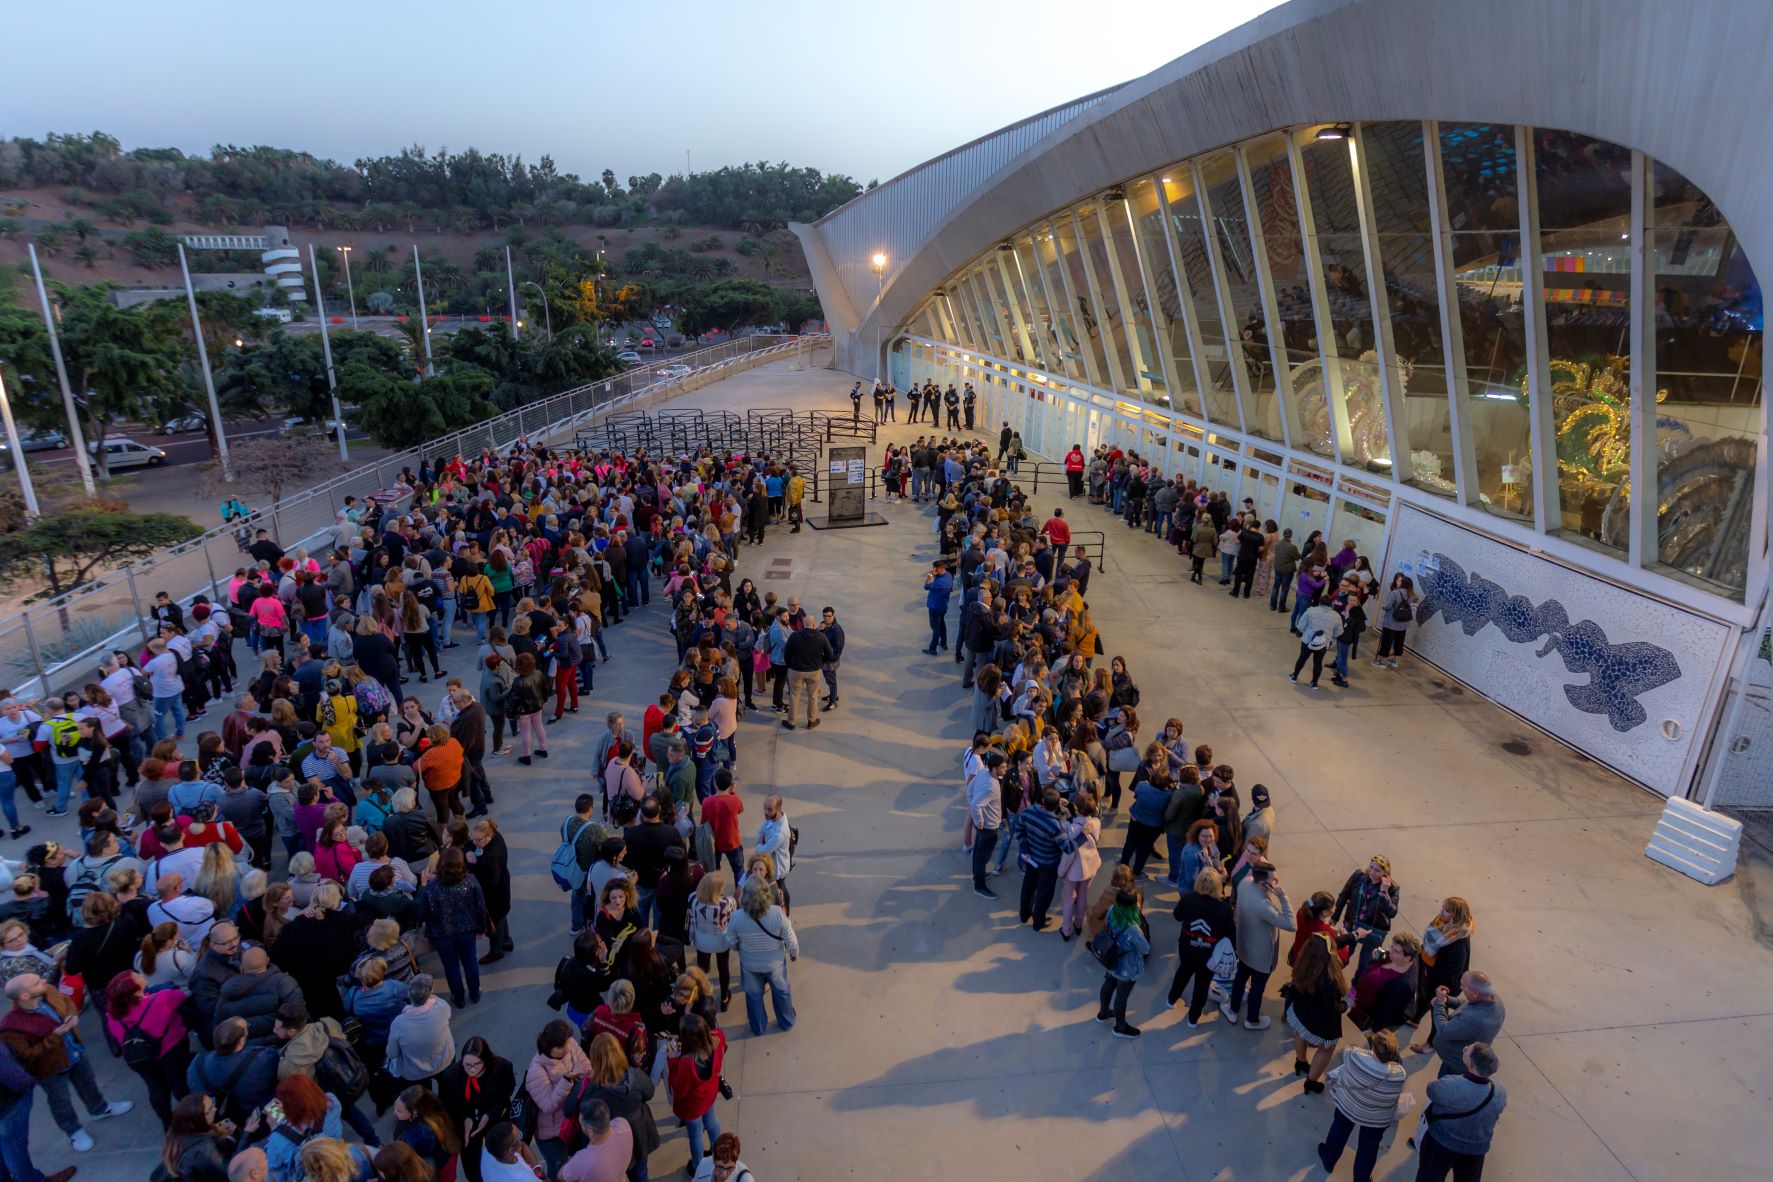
[922,561,953,655]
[0,1036,74,1182]
[1413,1041,1507,1181]
[1013,788,1066,930]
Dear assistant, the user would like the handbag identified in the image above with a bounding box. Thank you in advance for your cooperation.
[1206,937,1238,980]
[1107,746,1141,773]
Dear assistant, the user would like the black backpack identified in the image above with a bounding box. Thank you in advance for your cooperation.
[117,1014,159,1069]
[313,1037,368,1104]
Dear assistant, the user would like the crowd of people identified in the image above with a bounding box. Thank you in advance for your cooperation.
[926,431,1507,1182]
[0,437,805,1182]
[1059,439,1423,691]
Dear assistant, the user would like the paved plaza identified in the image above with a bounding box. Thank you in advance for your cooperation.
[47,358,1773,1181]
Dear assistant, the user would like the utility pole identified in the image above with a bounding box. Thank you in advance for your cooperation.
[412,245,435,377]
[178,243,232,481]
[28,244,95,496]
[0,369,40,517]
[308,243,348,461]
[505,246,519,342]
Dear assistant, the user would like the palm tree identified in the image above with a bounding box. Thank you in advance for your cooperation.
[74,242,100,268]
[363,247,393,278]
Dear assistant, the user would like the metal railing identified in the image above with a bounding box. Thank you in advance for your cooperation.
[1,334,830,700]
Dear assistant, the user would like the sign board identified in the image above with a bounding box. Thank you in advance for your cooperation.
[827,444,867,524]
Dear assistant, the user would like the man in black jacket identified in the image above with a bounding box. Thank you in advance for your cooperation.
[781,625,833,731]
[185,1017,278,1125]
[381,789,441,872]
[185,923,244,1048]
[817,607,846,711]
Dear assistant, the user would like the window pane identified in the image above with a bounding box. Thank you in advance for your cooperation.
[1165,171,1240,425]
[1075,201,1135,390]
[979,260,1026,364]
[1136,172,1203,416]
[1363,121,1456,495]
[965,268,1006,357]
[1441,122,1533,520]
[1534,129,1635,556]
[1244,135,1313,445]
[1110,183,1169,404]
[1033,227,1085,380]
[1298,131,1378,462]
[1011,238,1055,371]
[1652,161,1763,597]
[1055,215,1112,384]
[1202,151,1281,438]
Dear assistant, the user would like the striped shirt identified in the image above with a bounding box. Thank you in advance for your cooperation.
[1013,805,1064,866]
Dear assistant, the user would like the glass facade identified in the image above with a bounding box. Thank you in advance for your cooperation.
[902,120,1766,604]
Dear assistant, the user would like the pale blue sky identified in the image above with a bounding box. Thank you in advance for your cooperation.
[1,0,1285,183]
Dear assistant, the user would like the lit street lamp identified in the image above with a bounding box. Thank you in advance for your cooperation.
[871,251,887,382]
[336,245,358,329]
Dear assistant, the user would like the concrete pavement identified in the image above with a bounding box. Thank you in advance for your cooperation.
[43,357,1773,1182]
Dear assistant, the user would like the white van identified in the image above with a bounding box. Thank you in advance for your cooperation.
[252,307,293,323]
[87,437,168,469]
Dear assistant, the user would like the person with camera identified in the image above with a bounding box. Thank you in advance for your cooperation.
[1222,859,1295,1030]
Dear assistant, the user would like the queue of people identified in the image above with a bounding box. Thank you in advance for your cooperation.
[928,434,1507,1182]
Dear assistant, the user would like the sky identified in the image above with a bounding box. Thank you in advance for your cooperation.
[1,0,1287,184]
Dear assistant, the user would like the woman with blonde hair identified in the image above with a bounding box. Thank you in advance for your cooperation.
[1286,932,1351,1092]
[298,1137,375,1182]
[1411,895,1475,1036]
[688,871,737,1011]
[728,873,796,1037]
[355,916,418,982]
[1318,1029,1409,1181]
[191,842,240,919]
[583,1031,659,1178]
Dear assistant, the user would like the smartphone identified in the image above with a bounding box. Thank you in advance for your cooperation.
[262,1100,285,1126]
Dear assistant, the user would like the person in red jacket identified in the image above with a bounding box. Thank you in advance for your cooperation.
[1040,508,1072,548]
[698,770,745,881]
[1064,446,1086,498]
[665,1014,726,1176]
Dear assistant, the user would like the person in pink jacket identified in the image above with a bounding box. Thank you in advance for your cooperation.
[1057,795,1103,940]
[103,971,189,1129]
[525,1018,591,1178]
[313,815,362,884]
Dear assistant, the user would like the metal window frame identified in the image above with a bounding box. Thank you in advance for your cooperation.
[1424,120,1482,507]
[1345,125,1413,476]
[1049,216,1107,390]
[1515,125,1560,534]
[1072,205,1132,394]
[1029,227,1083,381]
[1153,174,1216,419]
[1627,149,1656,567]
[1235,139,1302,446]
[991,249,1039,366]
[1287,132,1353,465]
[1191,157,1251,432]
[1097,193,1163,398]
[1007,239,1053,371]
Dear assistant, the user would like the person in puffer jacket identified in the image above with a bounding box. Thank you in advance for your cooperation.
[1318,1029,1409,1181]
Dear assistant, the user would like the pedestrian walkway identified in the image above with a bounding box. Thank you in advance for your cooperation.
[57,358,1773,1182]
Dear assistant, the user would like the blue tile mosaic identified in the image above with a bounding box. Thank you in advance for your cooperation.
[1416,552,1682,733]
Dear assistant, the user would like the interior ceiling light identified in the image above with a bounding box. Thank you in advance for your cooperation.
[1315,123,1353,140]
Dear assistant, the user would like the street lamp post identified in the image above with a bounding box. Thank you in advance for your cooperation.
[0,369,40,518]
[177,244,232,481]
[307,243,349,461]
[504,247,520,342]
[871,251,887,382]
[28,244,95,496]
[336,245,358,329]
[524,282,553,342]
[412,245,435,378]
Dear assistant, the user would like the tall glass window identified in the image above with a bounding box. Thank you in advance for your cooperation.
[1106,185,1168,404]
[979,258,1027,365]
[1652,162,1763,597]
[1299,131,1379,461]
[1201,151,1279,438]
[1244,135,1314,446]
[1165,171,1240,424]
[1055,215,1112,385]
[1363,121,1456,496]
[1133,174,1203,416]
[1533,129,1635,555]
[1440,122,1532,520]
[963,267,1007,358]
[1075,201,1135,391]
[1033,227,1086,381]
[1011,237,1054,370]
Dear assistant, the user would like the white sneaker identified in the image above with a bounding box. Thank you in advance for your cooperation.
[70,1130,94,1153]
[1243,1016,1271,1031]
[97,1101,132,1118]
[1218,1000,1237,1023]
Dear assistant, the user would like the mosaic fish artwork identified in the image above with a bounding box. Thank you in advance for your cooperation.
[1414,552,1681,732]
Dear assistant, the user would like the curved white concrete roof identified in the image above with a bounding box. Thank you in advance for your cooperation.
[799,0,1773,373]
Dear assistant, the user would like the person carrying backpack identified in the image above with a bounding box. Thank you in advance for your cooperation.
[102,971,189,1129]
[35,708,86,818]
[551,795,604,933]
[1090,889,1151,1041]
[272,1001,381,1147]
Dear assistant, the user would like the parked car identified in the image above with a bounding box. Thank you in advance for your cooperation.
[252,307,293,323]
[160,414,207,434]
[615,350,643,364]
[659,364,692,379]
[87,437,167,469]
[0,429,68,454]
